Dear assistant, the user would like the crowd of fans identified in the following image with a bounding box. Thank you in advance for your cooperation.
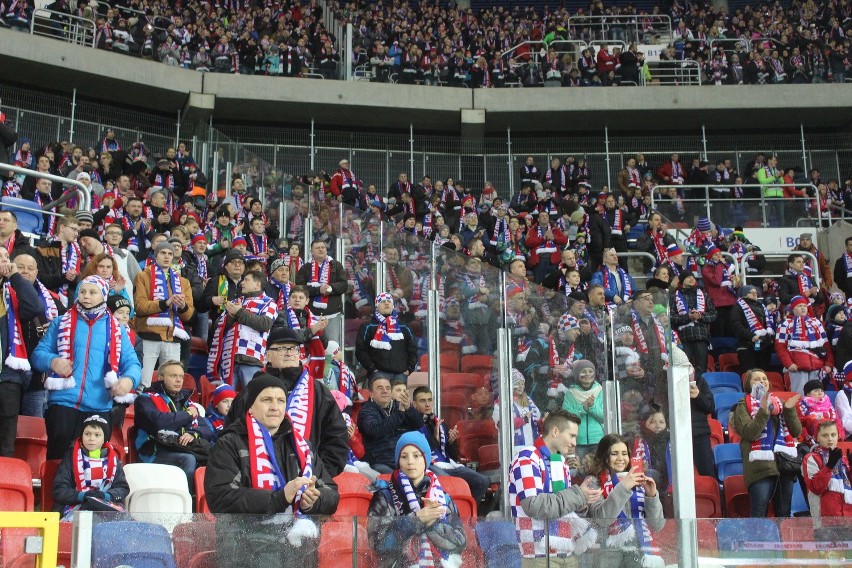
[4,0,851,85]
[3,107,852,565]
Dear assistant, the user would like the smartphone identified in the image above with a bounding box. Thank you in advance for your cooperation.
[630,456,644,474]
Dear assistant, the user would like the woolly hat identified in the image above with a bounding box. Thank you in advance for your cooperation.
[667,243,683,258]
[325,340,340,357]
[78,228,100,241]
[154,241,172,254]
[614,324,632,337]
[394,431,431,466]
[211,384,236,407]
[571,359,596,381]
[705,245,721,261]
[789,295,809,310]
[267,326,304,346]
[222,249,245,266]
[245,373,287,409]
[558,313,580,334]
[670,344,691,368]
[80,275,109,302]
[739,285,757,298]
[76,210,94,224]
[763,295,778,307]
[81,414,111,441]
[269,258,287,273]
[803,379,824,395]
[653,304,668,316]
[107,295,131,314]
[231,236,247,247]
[827,304,846,322]
[696,217,712,232]
[512,369,526,386]
[375,292,394,306]
[191,233,207,246]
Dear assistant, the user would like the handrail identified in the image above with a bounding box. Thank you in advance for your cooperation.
[618,251,657,282]
[642,59,701,86]
[650,183,820,227]
[0,163,91,212]
[500,39,589,63]
[30,8,96,48]
[567,14,672,41]
[739,250,821,289]
[827,202,852,221]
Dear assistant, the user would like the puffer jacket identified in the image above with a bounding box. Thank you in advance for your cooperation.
[368,474,466,568]
[803,450,852,522]
[32,308,142,413]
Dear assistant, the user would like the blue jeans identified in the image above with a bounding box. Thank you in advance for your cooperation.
[153,449,197,493]
[430,464,490,501]
[234,364,262,389]
[20,389,48,418]
[749,475,794,517]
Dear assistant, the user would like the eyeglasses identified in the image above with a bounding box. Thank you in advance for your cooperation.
[269,345,300,353]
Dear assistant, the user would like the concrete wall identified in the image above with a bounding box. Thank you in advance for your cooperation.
[3,28,852,134]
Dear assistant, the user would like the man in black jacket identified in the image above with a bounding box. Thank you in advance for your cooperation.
[197,249,244,345]
[355,293,418,384]
[0,113,17,177]
[206,373,339,568]
[227,327,348,478]
[295,239,348,347]
[357,375,422,473]
[669,272,717,371]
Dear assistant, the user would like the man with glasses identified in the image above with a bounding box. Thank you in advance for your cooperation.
[36,215,82,307]
[227,326,348,477]
[78,224,140,301]
[198,250,245,345]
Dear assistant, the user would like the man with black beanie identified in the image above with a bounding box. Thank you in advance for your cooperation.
[227,327,348,477]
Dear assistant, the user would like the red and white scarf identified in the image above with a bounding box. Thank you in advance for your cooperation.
[743,394,796,461]
[59,241,82,307]
[3,282,29,371]
[650,230,667,267]
[62,438,121,516]
[371,293,403,350]
[35,279,60,321]
[737,298,773,337]
[816,449,852,504]
[601,265,633,302]
[394,469,461,568]
[790,269,816,300]
[631,311,668,362]
[146,265,189,340]
[248,232,268,258]
[599,470,657,556]
[44,303,122,394]
[308,257,332,310]
[208,294,277,383]
[609,208,624,235]
[674,288,705,316]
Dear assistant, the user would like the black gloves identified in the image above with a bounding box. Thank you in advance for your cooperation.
[86,490,106,501]
[826,447,842,470]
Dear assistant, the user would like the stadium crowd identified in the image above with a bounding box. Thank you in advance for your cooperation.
[3,107,852,565]
[3,0,851,85]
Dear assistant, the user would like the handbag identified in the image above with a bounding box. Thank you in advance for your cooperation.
[774,448,803,478]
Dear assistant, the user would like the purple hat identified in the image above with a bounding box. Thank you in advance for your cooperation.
[696,217,712,232]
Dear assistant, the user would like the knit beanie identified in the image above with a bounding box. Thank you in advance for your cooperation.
[739,285,757,298]
[803,379,824,396]
[789,295,809,311]
[571,359,596,381]
[81,414,111,441]
[245,373,287,409]
[211,384,237,408]
[394,431,431,467]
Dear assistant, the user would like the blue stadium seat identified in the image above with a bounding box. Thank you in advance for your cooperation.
[827,390,839,405]
[475,521,522,568]
[710,337,739,354]
[1,197,43,235]
[713,443,743,481]
[704,372,743,395]
[92,521,176,568]
[714,393,745,429]
[791,482,810,516]
[717,518,781,559]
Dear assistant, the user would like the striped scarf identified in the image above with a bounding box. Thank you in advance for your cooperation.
[59,242,82,308]
[674,288,705,316]
[194,253,208,280]
[44,304,122,393]
[818,448,852,504]
[743,394,796,461]
[147,266,189,340]
[394,469,461,568]
[371,294,403,350]
[737,298,772,337]
[777,316,827,350]
[35,280,60,321]
[633,436,672,493]
[650,230,667,267]
[332,359,358,402]
[63,440,120,516]
[270,278,291,312]
[608,208,624,235]
[600,471,657,556]
[2,282,28,371]
[631,311,668,362]
[208,294,276,383]
[601,266,633,302]
[513,398,540,447]
[249,232,268,257]
[308,257,332,310]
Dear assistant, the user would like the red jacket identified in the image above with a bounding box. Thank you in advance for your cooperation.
[803,450,852,521]
[701,261,737,308]
[657,161,687,184]
[596,48,617,75]
[775,319,834,371]
[524,223,568,266]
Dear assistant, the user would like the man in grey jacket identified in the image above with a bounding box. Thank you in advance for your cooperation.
[508,410,601,567]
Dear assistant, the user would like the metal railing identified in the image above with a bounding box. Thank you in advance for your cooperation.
[567,14,672,43]
[739,250,821,289]
[650,183,821,227]
[0,163,92,212]
[31,8,95,48]
[642,59,701,86]
[500,39,589,63]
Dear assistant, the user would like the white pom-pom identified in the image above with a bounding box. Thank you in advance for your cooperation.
[641,554,665,568]
[113,393,137,404]
[45,376,75,391]
[286,517,318,547]
[440,554,463,568]
[104,371,118,388]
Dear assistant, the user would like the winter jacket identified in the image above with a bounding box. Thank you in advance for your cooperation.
[778,273,825,306]
[591,265,636,303]
[133,381,215,459]
[205,415,339,515]
[357,399,423,469]
[227,365,350,478]
[690,375,714,436]
[669,286,717,343]
[586,473,665,537]
[803,450,852,521]
[730,400,802,488]
[52,444,130,509]
[636,229,675,273]
[32,309,142,413]
[355,319,418,375]
[775,319,834,372]
[368,475,466,568]
[132,266,194,342]
[295,258,349,316]
[730,299,775,355]
[525,223,568,267]
[35,241,79,294]
[0,272,46,385]
[701,261,737,308]
[561,384,605,445]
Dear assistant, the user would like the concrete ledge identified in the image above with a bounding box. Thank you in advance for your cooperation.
[3,28,852,134]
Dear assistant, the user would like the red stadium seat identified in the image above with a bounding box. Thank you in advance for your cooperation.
[708,418,724,448]
[456,420,498,463]
[188,551,218,568]
[722,475,750,518]
[0,457,35,511]
[694,475,722,518]
[332,472,373,521]
[460,354,494,377]
[40,459,61,513]
[477,444,500,471]
[194,466,209,514]
[184,373,199,404]
[717,353,741,374]
[190,336,208,355]
[442,373,483,397]
[318,519,374,568]
[707,354,716,372]
[173,521,216,568]
[440,351,460,373]
[13,415,47,482]
[438,475,477,519]
[440,391,469,428]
